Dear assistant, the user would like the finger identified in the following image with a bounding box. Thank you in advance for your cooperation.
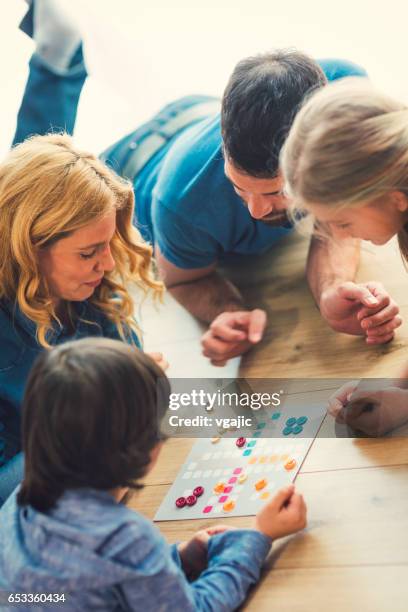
[211,346,249,366]
[337,282,379,306]
[210,359,228,367]
[327,396,344,417]
[202,334,240,359]
[360,304,400,329]
[344,400,376,421]
[364,281,390,304]
[157,358,169,371]
[366,317,402,337]
[270,484,295,509]
[360,283,390,310]
[247,309,267,343]
[365,332,394,345]
[206,524,235,535]
[327,381,360,413]
[147,352,163,361]
[209,320,247,342]
[343,406,382,435]
[287,493,306,517]
[209,312,246,342]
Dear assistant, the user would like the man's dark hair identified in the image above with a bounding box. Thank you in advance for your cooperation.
[221,49,327,177]
[17,338,170,512]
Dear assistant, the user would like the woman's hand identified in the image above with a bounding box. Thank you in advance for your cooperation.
[328,381,408,436]
[146,351,169,371]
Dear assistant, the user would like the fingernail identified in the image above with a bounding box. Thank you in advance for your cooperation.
[250,334,261,343]
[366,296,378,304]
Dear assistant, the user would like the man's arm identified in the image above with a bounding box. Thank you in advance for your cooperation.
[155,245,244,323]
[306,235,360,305]
[155,245,266,365]
[307,236,401,342]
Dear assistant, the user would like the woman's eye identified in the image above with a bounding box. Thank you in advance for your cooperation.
[79,250,96,260]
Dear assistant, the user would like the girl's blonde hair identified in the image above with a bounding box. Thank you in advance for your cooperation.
[0,133,163,347]
[280,77,408,257]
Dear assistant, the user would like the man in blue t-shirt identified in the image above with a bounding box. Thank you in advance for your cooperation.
[15,3,401,366]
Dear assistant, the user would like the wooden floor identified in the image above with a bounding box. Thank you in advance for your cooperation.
[129,233,408,611]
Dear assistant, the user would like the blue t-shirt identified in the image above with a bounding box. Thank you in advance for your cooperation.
[131,58,367,270]
[135,115,291,269]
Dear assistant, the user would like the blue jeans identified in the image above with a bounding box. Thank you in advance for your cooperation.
[12,45,87,146]
[12,45,367,148]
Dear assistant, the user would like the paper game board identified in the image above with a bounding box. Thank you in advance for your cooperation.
[154,392,327,521]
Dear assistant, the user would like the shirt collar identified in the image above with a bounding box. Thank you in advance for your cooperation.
[2,299,89,343]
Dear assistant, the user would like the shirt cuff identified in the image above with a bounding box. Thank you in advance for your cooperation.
[208,529,272,567]
[169,542,183,568]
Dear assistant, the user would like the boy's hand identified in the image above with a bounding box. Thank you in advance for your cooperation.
[178,525,236,578]
[254,485,307,540]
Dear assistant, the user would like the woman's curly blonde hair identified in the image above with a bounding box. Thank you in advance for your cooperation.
[0,133,163,347]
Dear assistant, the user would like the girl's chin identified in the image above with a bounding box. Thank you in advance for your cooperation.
[369,237,390,246]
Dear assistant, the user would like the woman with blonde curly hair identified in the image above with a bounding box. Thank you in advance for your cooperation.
[0,133,163,505]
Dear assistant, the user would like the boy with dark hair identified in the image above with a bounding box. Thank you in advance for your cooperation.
[0,338,307,611]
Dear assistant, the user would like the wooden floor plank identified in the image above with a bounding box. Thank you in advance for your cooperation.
[131,465,408,568]
[130,231,408,608]
[244,566,408,612]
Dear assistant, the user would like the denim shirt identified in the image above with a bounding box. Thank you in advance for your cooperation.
[0,300,140,480]
[0,488,272,611]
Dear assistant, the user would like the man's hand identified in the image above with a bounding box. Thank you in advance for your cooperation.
[201,309,267,366]
[319,281,401,344]
[178,525,236,579]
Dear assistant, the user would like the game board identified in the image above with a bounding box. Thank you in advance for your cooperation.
[154,392,327,521]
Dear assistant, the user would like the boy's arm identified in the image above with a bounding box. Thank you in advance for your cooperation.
[120,528,271,612]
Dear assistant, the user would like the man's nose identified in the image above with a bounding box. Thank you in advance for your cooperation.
[247,196,273,220]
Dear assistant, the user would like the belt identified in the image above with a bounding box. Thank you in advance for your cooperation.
[120,99,221,181]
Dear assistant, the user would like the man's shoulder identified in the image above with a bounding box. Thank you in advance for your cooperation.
[155,114,227,208]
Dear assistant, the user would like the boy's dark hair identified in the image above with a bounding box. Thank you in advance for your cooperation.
[221,49,327,177]
[17,338,170,512]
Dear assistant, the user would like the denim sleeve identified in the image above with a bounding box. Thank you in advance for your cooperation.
[98,315,142,350]
[152,197,220,269]
[0,453,24,507]
[169,543,182,568]
[120,527,271,612]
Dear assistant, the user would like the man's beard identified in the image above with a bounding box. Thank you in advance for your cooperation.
[258,211,292,227]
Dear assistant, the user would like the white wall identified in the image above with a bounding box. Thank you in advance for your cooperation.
[2,0,408,155]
